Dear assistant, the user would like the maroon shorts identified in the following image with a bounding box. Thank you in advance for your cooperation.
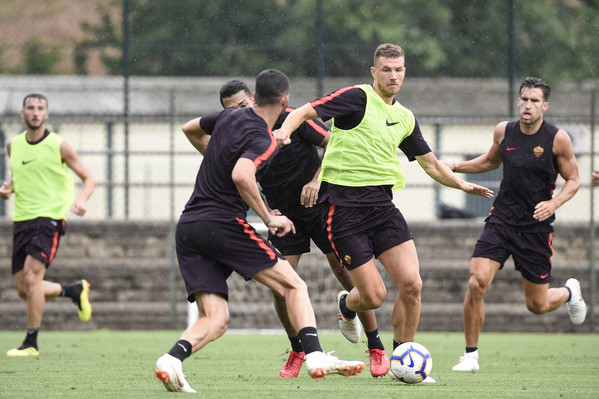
[176,219,284,302]
[324,203,413,270]
[268,203,333,256]
[472,223,553,284]
[12,217,65,274]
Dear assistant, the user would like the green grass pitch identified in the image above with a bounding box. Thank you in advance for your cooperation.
[1,330,597,398]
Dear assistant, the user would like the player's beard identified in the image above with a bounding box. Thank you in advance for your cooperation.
[25,119,44,131]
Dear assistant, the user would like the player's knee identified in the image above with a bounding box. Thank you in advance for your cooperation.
[467,275,489,298]
[210,313,229,337]
[16,288,27,299]
[363,287,387,309]
[526,300,547,315]
[400,276,422,299]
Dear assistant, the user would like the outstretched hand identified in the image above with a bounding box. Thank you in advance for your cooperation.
[462,182,494,198]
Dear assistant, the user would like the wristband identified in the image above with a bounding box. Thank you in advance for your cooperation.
[452,163,457,173]
[265,218,272,226]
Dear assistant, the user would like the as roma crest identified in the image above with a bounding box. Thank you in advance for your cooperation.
[533,146,544,158]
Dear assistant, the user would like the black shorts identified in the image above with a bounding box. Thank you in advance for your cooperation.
[176,218,284,302]
[12,217,65,274]
[268,203,333,256]
[325,203,413,270]
[472,223,553,284]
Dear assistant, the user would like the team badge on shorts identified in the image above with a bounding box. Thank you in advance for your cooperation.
[344,254,352,266]
[533,146,544,158]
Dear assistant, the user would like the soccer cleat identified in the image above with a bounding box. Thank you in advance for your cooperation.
[565,278,586,325]
[280,351,305,378]
[305,351,365,380]
[368,348,390,377]
[452,350,479,372]
[422,376,437,383]
[154,354,197,393]
[74,280,92,323]
[6,345,39,357]
[336,291,363,343]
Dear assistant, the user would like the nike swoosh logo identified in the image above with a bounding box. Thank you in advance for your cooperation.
[540,273,549,279]
[407,352,415,368]
[22,159,36,165]
[506,147,517,151]
[177,343,188,352]
[386,120,400,126]
[305,333,318,337]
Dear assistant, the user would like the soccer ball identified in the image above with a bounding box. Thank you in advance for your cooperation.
[389,342,432,384]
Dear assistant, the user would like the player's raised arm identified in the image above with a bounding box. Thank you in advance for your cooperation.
[274,103,319,147]
[182,117,211,155]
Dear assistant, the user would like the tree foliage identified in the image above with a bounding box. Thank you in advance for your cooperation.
[76,0,599,81]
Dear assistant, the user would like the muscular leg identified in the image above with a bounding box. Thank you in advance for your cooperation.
[182,292,229,354]
[523,280,569,315]
[463,257,501,348]
[377,241,422,343]
[325,252,377,332]
[344,259,387,313]
[271,254,301,339]
[13,255,62,329]
[253,258,316,331]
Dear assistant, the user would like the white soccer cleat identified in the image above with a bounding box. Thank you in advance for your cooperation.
[154,354,197,393]
[305,351,365,380]
[452,350,479,372]
[565,278,586,325]
[336,291,363,343]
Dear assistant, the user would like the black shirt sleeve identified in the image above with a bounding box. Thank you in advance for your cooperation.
[398,119,432,161]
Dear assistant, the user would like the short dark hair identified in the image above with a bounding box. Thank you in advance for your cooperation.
[519,77,551,101]
[254,69,289,106]
[219,80,252,107]
[23,93,48,109]
[374,43,404,66]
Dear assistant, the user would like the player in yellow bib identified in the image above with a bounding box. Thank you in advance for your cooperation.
[1,93,95,357]
[275,43,494,382]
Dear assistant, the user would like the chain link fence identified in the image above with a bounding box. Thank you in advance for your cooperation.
[0,76,597,223]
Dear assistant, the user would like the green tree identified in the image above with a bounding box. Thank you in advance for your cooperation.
[21,38,64,75]
[75,0,599,81]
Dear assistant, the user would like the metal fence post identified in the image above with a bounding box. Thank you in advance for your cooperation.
[0,128,4,217]
[589,89,596,333]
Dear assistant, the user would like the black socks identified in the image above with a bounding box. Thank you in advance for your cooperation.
[289,335,303,353]
[61,283,79,299]
[23,328,39,349]
[365,328,385,351]
[339,293,356,319]
[168,339,192,362]
[298,327,322,355]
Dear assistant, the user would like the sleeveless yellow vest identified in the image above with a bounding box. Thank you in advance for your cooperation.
[10,131,74,221]
[320,84,415,190]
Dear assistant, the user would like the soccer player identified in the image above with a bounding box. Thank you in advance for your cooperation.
[274,43,494,382]
[447,77,585,372]
[1,93,95,357]
[154,70,364,393]
[216,79,387,378]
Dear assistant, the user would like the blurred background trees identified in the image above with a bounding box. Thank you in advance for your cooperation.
[2,0,598,81]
